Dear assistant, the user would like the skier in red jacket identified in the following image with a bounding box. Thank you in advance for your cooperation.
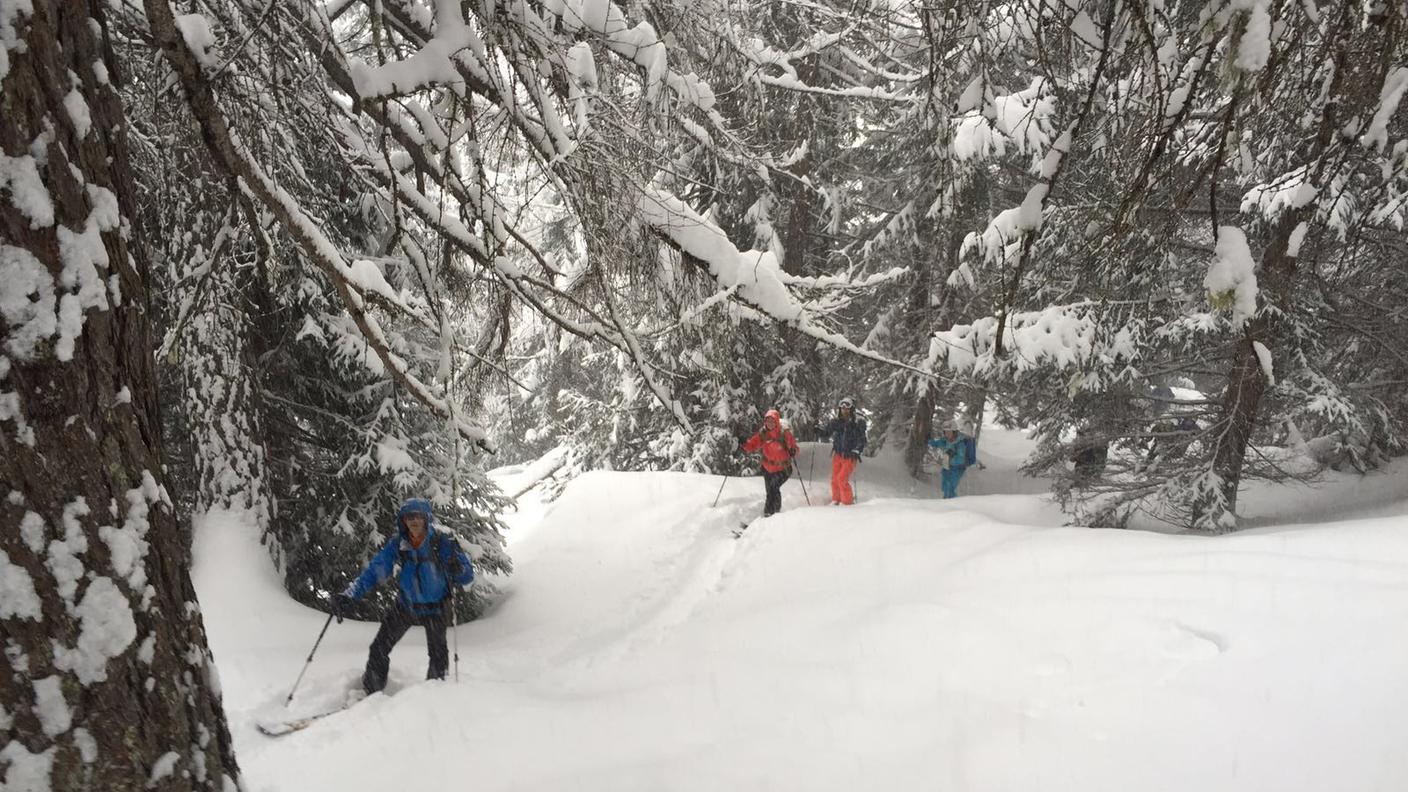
[740,409,800,517]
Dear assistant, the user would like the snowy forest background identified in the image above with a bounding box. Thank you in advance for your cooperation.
[131,0,1408,564]
[2,0,1407,787]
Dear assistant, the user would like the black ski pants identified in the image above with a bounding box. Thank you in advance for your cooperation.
[362,603,448,694]
[763,468,790,516]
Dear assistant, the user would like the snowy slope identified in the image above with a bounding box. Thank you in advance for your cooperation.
[197,438,1408,792]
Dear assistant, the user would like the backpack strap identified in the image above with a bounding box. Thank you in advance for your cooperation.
[429,532,446,575]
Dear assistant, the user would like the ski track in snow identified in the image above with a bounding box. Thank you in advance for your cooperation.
[548,491,749,666]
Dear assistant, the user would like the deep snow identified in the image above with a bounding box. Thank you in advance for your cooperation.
[194,431,1408,792]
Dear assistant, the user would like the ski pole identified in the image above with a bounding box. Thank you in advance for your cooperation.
[714,441,745,507]
[791,459,811,505]
[286,612,335,705]
[711,472,730,508]
[451,588,461,683]
[807,443,817,490]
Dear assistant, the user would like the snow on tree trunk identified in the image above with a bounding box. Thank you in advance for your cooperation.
[0,1,241,788]
[1204,208,1311,529]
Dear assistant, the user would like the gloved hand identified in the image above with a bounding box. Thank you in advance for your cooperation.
[849,452,862,463]
[330,593,354,624]
[447,558,464,578]
[788,448,797,458]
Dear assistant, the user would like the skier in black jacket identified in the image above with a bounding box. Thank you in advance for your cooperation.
[819,397,867,504]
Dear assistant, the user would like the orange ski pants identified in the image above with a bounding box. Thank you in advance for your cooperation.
[830,452,858,505]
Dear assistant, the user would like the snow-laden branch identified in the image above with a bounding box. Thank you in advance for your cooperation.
[929,306,1101,376]
[1361,66,1408,153]
[638,188,933,376]
[144,0,491,450]
[349,0,485,99]
[1206,227,1260,329]
[950,77,1057,162]
[328,102,698,428]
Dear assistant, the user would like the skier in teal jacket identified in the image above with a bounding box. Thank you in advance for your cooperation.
[928,424,975,499]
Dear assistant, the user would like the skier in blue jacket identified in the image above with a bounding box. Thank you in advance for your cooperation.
[332,498,474,694]
[928,423,974,499]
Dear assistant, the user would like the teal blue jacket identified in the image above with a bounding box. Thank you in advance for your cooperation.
[346,499,473,614]
[928,434,974,469]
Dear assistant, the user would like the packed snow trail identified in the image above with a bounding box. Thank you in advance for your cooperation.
[196,437,1408,792]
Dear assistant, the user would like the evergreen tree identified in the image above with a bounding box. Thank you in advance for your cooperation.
[916,0,1408,529]
[115,0,513,617]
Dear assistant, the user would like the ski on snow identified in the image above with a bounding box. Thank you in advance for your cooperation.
[732,500,845,538]
[257,693,368,737]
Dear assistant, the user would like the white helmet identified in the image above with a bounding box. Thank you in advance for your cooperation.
[838,397,855,409]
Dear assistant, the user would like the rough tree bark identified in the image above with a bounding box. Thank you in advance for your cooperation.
[0,1,242,790]
[1207,211,1304,526]
[899,256,937,477]
[900,220,960,477]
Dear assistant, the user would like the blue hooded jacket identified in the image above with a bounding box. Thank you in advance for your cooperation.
[345,498,475,615]
[928,433,975,469]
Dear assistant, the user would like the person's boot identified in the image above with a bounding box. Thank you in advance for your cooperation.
[362,669,386,695]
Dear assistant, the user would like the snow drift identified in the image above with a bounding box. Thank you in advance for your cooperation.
[196,446,1408,792]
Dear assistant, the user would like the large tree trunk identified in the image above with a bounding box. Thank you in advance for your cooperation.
[0,2,241,789]
[775,58,817,278]
[903,383,937,477]
[1206,212,1302,527]
[896,249,937,476]
[899,220,960,476]
[770,51,829,429]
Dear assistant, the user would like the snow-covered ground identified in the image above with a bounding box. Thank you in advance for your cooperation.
[195,429,1408,792]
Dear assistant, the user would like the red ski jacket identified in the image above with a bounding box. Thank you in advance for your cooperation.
[742,413,798,473]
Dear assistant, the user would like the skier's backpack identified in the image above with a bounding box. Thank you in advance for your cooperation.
[963,436,978,466]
